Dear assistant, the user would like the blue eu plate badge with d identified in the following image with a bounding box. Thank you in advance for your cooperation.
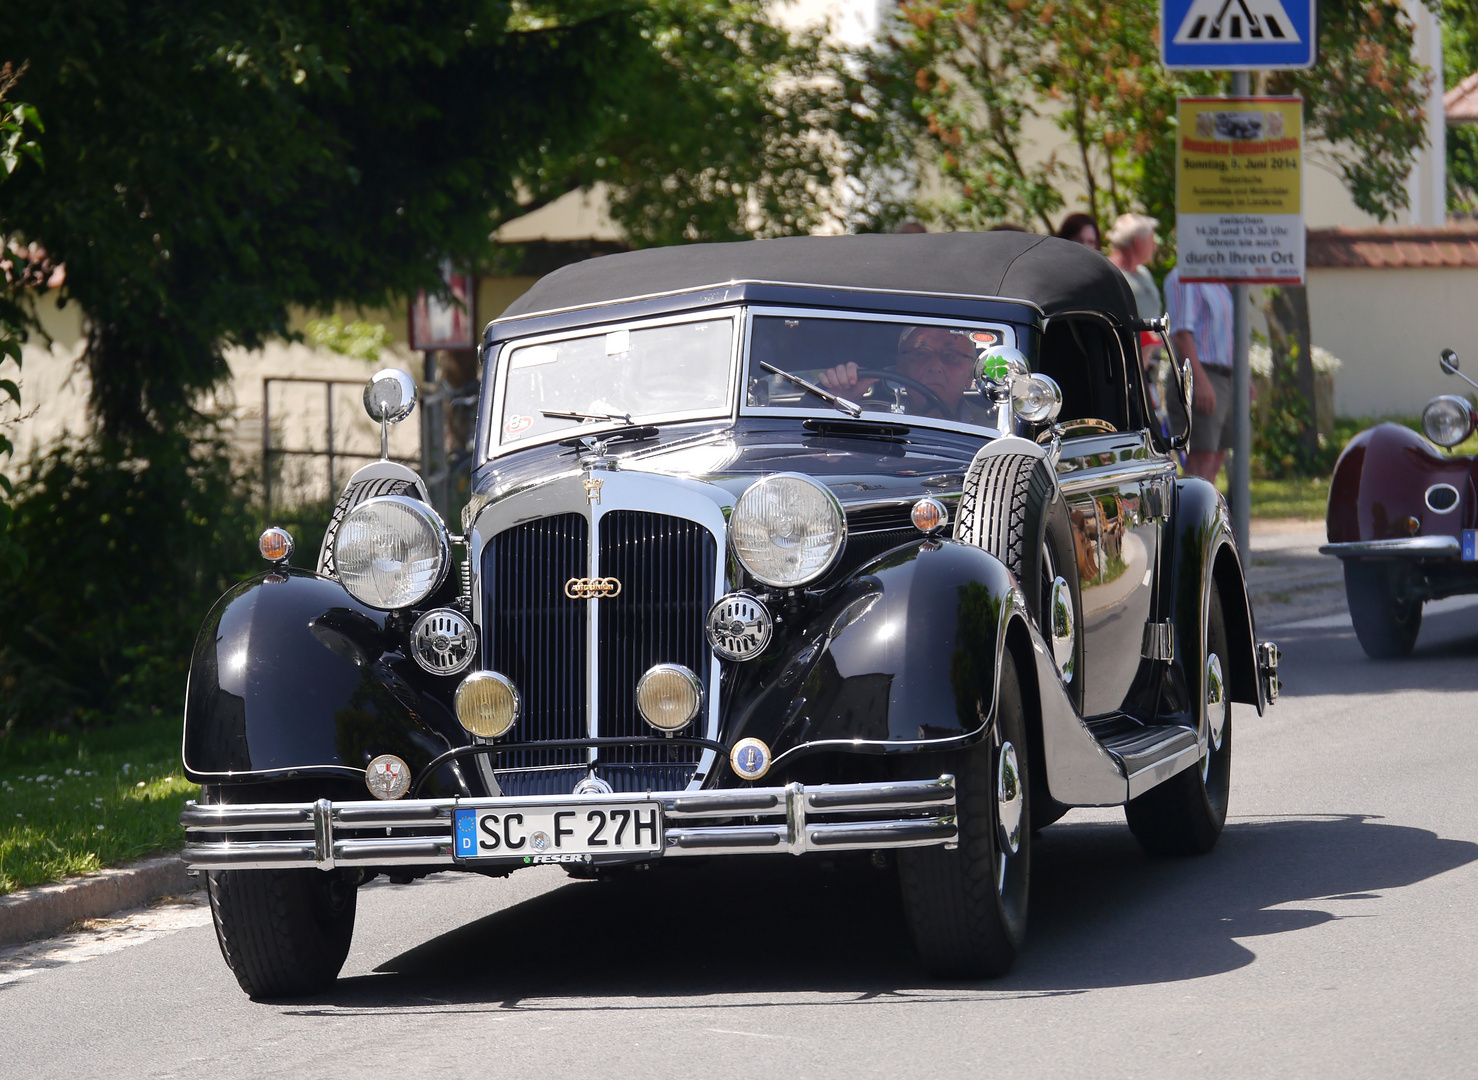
[454,809,478,857]
[1463,530,1477,561]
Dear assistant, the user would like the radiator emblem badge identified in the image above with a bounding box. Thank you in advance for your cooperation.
[565,576,622,599]
[582,477,604,504]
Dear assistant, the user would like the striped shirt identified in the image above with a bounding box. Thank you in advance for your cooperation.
[1163,265,1234,371]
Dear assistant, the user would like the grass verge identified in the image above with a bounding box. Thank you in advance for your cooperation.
[1215,471,1331,520]
[0,714,195,895]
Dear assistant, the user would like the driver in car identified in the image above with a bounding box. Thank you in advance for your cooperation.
[816,326,990,423]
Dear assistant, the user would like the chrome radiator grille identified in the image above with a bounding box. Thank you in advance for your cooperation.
[483,513,588,770]
[481,509,717,796]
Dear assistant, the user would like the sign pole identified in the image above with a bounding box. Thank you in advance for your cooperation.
[1230,70,1252,555]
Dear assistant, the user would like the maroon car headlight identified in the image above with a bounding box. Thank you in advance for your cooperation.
[1421,395,1475,448]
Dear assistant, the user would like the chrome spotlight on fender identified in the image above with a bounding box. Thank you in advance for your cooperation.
[364,368,418,459]
[1011,373,1063,425]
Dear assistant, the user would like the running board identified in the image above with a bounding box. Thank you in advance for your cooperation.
[1092,721,1202,800]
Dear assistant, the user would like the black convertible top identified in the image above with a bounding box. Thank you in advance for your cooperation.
[499,231,1139,326]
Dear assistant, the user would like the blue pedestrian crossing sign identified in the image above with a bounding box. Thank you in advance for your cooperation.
[1161,0,1317,70]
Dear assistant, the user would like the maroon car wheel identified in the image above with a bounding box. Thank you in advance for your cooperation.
[1345,561,1422,659]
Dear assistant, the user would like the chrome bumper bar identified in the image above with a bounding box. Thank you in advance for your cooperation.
[1319,536,1461,560]
[180,775,958,871]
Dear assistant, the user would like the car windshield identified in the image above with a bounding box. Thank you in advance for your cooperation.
[745,314,1014,428]
[498,314,736,447]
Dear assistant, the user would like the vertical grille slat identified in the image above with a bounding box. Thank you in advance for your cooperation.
[597,511,716,790]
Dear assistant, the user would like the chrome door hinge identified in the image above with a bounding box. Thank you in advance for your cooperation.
[1141,621,1175,661]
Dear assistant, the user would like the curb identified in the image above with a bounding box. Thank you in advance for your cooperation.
[0,854,202,949]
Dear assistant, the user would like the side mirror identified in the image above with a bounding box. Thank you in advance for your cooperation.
[364,368,418,425]
[1440,348,1460,376]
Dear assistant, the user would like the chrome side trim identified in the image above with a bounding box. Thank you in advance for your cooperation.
[1058,459,1171,497]
[1319,536,1461,559]
[179,775,959,870]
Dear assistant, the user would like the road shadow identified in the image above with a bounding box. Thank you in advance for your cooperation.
[280,813,1475,1010]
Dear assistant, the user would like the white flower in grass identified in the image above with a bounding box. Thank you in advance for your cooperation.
[135,781,146,789]
[95,824,105,831]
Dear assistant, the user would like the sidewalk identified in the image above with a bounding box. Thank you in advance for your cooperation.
[1244,518,1345,630]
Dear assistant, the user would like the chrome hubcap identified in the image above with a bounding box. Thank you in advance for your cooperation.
[1203,652,1225,779]
[997,741,1023,858]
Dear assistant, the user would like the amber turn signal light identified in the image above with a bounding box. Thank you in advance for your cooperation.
[911,497,948,535]
[258,526,295,563]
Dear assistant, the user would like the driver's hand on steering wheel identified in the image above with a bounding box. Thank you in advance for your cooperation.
[816,362,878,400]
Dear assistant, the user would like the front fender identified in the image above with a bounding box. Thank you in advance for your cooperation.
[1327,422,1474,543]
[182,570,464,791]
[721,540,1017,769]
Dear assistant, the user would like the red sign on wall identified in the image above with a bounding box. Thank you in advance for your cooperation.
[410,262,476,351]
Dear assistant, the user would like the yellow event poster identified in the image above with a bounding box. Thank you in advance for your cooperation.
[1175,96,1304,285]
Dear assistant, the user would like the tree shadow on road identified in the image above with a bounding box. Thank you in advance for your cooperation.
[283,813,1476,1010]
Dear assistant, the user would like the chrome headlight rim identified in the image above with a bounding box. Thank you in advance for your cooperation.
[454,670,522,739]
[1422,394,1475,449]
[729,472,847,589]
[332,494,450,610]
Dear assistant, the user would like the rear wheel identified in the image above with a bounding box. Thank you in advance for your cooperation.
[207,868,358,999]
[898,649,1031,978]
[1125,588,1231,856]
[1345,561,1422,658]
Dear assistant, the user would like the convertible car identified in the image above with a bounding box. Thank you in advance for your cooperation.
[180,232,1279,997]
[1322,348,1478,657]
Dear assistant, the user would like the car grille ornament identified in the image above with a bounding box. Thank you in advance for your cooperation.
[705,592,773,661]
[565,576,622,599]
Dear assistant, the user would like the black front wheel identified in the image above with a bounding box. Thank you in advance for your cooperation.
[207,867,359,999]
[898,648,1031,978]
[1345,561,1422,659]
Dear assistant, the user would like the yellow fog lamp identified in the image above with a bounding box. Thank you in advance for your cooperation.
[454,671,521,738]
[635,664,703,732]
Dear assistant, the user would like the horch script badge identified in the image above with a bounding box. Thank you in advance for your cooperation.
[583,477,604,504]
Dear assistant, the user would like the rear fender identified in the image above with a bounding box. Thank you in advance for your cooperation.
[182,570,466,793]
[1167,479,1264,719]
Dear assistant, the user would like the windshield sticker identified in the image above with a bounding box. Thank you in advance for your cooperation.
[504,414,533,436]
[605,329,630,355]
[511,345,558,369]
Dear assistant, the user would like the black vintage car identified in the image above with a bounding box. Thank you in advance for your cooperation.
[181,232,1279,997]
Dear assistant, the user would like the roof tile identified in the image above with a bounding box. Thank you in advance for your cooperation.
[1306,226,1478,269]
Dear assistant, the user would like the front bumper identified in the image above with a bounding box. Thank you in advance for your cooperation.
[1319,536,1461,560]
[180,775,959,872]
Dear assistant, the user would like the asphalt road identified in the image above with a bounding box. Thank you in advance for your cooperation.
[3,597,1477,1079]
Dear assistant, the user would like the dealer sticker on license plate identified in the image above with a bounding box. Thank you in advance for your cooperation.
[453,802,662,861]
[1464,530,1478,561]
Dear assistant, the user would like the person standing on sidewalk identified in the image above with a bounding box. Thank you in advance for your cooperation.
[1163,263,1235,482]
[1107,214,1162,323]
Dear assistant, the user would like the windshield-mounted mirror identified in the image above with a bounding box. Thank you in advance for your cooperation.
[364,368,418,425]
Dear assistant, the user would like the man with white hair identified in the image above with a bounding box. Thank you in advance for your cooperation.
[1107,213,1161,322]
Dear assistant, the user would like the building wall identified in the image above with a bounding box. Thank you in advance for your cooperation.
[1306,266,1478,418]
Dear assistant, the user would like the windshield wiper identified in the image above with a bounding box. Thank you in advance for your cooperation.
[541,408,633,424]
[759,361,862,419]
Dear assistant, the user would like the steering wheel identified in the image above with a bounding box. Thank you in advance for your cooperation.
[854,369,953,418]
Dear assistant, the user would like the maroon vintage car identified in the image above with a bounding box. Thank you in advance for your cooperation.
[1322,349,1478,657]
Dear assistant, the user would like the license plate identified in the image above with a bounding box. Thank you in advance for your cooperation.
[453,802,662,861]
[1465,531,1478,561]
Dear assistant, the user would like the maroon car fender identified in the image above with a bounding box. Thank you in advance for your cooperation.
[1327,423,1475,543]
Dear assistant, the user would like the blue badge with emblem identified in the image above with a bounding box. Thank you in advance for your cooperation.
[454,808,477,857]
[1463,530,1478,561]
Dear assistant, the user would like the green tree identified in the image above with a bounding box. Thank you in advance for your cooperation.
[2,1,869,443]
[1444,0,1478,216]
[0,61,43,583]
[867,0,1435,231]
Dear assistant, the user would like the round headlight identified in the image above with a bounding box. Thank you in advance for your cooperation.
[635,664,704,732]
[332,495,449,609]
[1422,395,1475,448]
[455,671,521,738]
[1011,373,1063,424]
[730,473,846,588]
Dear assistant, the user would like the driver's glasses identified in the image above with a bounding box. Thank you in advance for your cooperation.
[900,346,973,369]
